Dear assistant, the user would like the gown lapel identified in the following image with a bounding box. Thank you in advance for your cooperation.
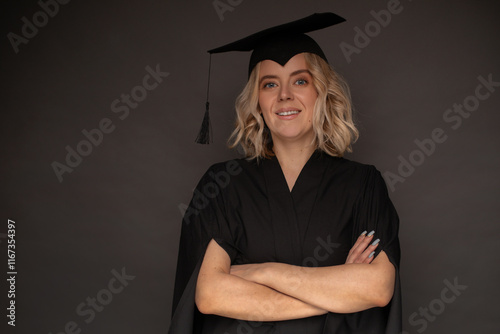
[262,156,302,265]
[262,151,329,265]
[290,151,330,245]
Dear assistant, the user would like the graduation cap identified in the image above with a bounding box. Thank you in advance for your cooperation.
[195,12,346,144]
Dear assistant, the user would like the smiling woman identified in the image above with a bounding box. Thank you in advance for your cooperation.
[169,13,401,334]
[230,51,357,161]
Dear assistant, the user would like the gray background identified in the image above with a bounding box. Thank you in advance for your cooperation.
[1,0,499,333]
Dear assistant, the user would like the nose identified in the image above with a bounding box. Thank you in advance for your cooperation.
[279,84,293,101]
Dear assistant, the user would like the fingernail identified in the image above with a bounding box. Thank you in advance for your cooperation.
[371,238,380,246]
[368,251,375,258]
[367,230,375,237]
[360,230,367,237]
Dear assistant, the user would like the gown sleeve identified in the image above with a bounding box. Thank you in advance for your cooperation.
[327,165,402,333]
[353,165,400,268]
[169,163,238,334]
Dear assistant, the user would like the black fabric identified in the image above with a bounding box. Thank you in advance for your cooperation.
[248,33,327,77]
[207,12,346,75]
[169,151,401,334]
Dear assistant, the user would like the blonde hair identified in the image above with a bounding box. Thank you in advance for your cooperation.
[228,53,358,159]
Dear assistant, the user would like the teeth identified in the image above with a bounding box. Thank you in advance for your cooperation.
[277,110,300,116]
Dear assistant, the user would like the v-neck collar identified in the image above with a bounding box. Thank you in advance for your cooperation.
[274,150,323,193]
[289,150,324,194]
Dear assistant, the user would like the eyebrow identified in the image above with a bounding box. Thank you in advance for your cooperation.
[259,69,312,85]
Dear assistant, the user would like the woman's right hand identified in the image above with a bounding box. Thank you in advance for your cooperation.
[345,230,380,264]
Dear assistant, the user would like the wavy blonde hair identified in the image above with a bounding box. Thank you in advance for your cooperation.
[228,53,358,159]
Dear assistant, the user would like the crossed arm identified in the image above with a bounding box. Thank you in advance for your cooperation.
[195,232,395,321]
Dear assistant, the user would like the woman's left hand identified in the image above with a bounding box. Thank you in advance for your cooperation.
[345,230,380,264]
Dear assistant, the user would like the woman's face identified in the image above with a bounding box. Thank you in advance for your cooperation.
[258,53,318,145]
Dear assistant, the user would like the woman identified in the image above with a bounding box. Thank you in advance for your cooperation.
[170,13,401,334]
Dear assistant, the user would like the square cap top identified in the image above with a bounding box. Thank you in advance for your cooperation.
[207,12,346,75]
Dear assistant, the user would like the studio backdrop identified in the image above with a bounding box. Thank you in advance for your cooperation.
[1,0,499,333]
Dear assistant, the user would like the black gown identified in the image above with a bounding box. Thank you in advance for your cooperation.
[169,151,402,334]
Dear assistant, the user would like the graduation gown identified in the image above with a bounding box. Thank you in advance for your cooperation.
[169,151,402,334]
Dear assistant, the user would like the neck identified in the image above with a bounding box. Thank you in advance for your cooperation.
[273,142,316,169]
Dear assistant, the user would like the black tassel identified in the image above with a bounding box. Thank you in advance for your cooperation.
[195,101,212,144]
[195,54,213,144]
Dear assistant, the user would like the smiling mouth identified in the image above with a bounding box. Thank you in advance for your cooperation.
[276,110,301,116]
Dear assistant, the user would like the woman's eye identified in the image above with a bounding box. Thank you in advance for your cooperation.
[295,79,308,85]
[263,82,277,89]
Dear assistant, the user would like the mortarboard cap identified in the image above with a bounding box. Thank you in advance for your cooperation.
[195,12,346,144]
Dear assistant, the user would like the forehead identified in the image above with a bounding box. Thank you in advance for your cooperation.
[258,53,309,77]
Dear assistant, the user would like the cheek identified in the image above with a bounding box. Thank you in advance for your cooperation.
[308,92,318,108]
[257,93,264,109]
[258,94,273,112]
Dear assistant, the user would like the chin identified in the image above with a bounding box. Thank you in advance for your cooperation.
[275,130,314,142]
